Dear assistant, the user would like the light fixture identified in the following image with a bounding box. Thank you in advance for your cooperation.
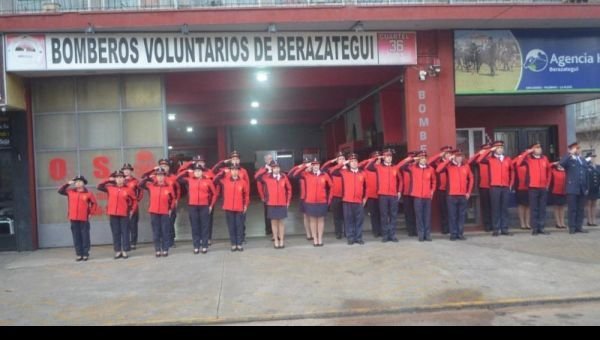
[250,119,258,125]
[351,21,364,32]
[168,113,176,121]
[256,71,268,82]
[268,23,277,34]
[251,101,260,108]
[168,146,173,150]
[186,126,194,133]
[85,23,95,34]
[181,24,189,35]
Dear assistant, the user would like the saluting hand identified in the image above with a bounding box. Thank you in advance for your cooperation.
[68,180,75,185]
[397,192,402,200]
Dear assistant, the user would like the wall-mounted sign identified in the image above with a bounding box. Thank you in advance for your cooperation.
[5,32,417,72]
[455,29,600,94]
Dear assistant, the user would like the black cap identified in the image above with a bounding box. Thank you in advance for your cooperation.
[192,155,206,162]
[568,142,579,149]
[158,159,170,166]
[529,142,542,149]
[113,171,126,178]
[382,148,395,156]
[268,160,280,168]
[230,150,241,159]
[72,175,88,185]
[492,140,505,147]
[155,169,167,176]
[370,151,381,158]
[192,163,206,171]
[348,153,359,161]
[440,145,453,152]
[335,151,345,158]
[121,163,134,171]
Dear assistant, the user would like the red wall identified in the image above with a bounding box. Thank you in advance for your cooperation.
[456,106,567,152]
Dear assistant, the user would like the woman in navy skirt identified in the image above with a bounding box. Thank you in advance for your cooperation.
[257,161,292,249]
[513,158,531,230]
[289,158,312,241]
[549,162,568,229]
[293,159,332,247]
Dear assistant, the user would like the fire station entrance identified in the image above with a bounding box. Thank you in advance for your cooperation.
[164,66,407,240]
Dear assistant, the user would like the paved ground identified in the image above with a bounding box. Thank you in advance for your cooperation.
[1,227,600,325]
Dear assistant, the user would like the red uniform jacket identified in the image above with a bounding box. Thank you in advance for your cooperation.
[367,158,411,197]
[141,168,181,201]
[58,184,98,222]
[215,172,250,212]
[289,164,309,201]
[472,152,491,189]
[550,168,567,195]
[436,160,474,196]
[428,154,448,191]
[514,162,528,191]
[403,164,437,199]
[97,181,138,217]
[177,172,218,207]
[331,165,367,204]
[125,176,144,212]
[358,160,378,199]
[323,160,343,198]
[301,171,333,205]
[139,178,176,215]
[481,152,514,188]
[258,173,292,207]
[177,161,215,180]
[401,160,415,196]
[516,152,552,189]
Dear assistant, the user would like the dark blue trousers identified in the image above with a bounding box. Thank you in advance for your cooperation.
[366,198,381,236]
[529,189,548,232]
[331,197,345,238]
[226,211,245,246]
[414,198,432,240]
[436,190,449,234]
[209,208,215,240]
[567,194,586,232]
[379,195,399,240]
[70,220,90,257]
[109,215,131,252]
[404,196,417,236]
[151,213,171,252]
[189,205,211,249]
[490,187,510,233]
[343,202,365,242]
[479,188,493,231]
[169,209,177,246]
[129,211,139,246]
[447,195,468,238]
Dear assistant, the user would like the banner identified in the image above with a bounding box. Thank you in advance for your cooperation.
[455,29,600,94]
[1,35,6,106]
[5,32,417,72]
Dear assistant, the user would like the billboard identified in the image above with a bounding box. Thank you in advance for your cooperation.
[455,29,600,95]
[5,31,417,72]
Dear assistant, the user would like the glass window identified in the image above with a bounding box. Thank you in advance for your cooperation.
[35,151,78,188]
[124,148,164,176]
[77,76,120,111]
[79,149,123,184]
[33,78,75,113]
[34,114,77,150]
[79,112,122,149]
[38,189,69,225]
[123,111,164,146]
[123,75,162,109]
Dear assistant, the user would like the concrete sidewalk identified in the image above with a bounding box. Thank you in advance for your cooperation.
[1,228,600,325]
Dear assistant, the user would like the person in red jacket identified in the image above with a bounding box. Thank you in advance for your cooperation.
[177,163,217,254]
[359,151,381,238]
[330,153,367,245]
[479,140,515,237]
[58,176,98,262]
[215,165,250,252]
[402,151,419,237]
[469,143,493,231]
[428,145,454,235]
[322,152,346,239]
[516,142,553,235]
[121,163,143,250]
[97,171,138,259]
[213,151,250,243]
[294,159,332,247]
[403,151,437,242]
[139,169,177,257]
[437,150,474,241]
[549,162,568,229]
[511,155,530,231]
[289,158,313,241]
[256,153,275,238]
[257,161,292,249]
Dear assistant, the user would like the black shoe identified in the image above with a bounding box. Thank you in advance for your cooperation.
[162,252,168,257]
[450,236,457,241]
[492,231,499,237]
[390,238,399,243]
[539,231,551,235]
[335,235,342,240]
[532,230,539,236]
[122,253,129,259]
[231,247,237,252]
[356,240,364,245]
[82,257,88,262]
[381,238,389,243]
[313,243,319,247]
[155,252,161,258]
[307,237,314,241]
[237,246,244,252]
[569,230,576,235]
[194,249,200,255]
[76,257,83,262]
[114,253,123,260]
[425,237,432,242]
[501,231,513,236]
[577,229,589,234]
[458,236,467,241]
[418,237,424,242]
[347,241,354,246]
[201,248,208,254]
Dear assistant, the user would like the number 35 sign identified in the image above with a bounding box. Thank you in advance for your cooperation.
[377,32,417,65]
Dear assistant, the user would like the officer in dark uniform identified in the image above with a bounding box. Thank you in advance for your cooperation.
[559,142,591,234]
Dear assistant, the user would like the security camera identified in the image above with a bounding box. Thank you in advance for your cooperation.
[418,70,427,81]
